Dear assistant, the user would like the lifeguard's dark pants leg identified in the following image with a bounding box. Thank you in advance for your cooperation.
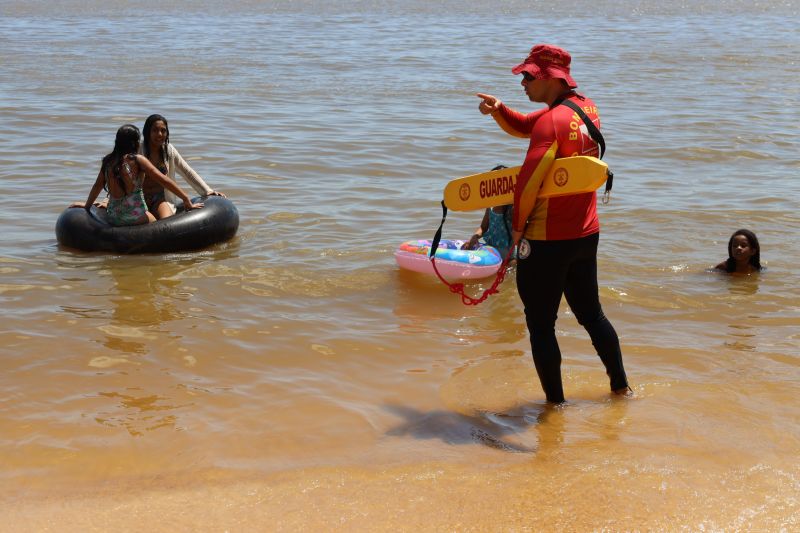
[516,233,628,403]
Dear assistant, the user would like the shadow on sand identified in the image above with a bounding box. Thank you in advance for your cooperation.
[383,403,566,454]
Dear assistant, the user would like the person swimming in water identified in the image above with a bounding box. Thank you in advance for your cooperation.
[715,229,762,274]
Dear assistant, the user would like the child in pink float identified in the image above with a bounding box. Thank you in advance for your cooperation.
[460,165,515,260]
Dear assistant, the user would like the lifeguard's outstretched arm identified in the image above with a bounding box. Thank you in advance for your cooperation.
[476,93,530,139]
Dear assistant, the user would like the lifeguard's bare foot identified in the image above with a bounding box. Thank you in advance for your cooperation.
[613,386,634,398]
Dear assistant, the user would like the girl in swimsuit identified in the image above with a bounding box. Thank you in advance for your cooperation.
[141,114,225,219]
[715,229,762,274]
[461,204,515,260]
[71,124,203,226]
[461,165,516,260]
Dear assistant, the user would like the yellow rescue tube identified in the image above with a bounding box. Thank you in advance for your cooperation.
[443,156,609,211]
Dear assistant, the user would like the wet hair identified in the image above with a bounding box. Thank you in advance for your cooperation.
[725,229,761,273]
[488,165,514,242]
[142,114,169,171]
[101,124,141,193]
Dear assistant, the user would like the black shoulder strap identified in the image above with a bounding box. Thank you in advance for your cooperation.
[558,98,613,197]
[559,99,605,159]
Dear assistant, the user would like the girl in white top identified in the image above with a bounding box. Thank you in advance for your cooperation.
[141,114,226,219]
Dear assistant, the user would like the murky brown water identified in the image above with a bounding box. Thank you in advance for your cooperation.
[1,1,799,530]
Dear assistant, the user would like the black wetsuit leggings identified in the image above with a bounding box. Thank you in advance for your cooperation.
[516,232,628,403]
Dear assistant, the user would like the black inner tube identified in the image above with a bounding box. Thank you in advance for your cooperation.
[55,196,239,253]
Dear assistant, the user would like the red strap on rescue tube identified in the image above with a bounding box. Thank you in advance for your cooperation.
[429,200,512,306]
[430,245,514,306]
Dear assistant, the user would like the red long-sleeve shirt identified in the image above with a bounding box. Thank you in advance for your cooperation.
[494,94,601,241]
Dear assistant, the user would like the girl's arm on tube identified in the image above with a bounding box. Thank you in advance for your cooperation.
[71,169,105,210]
[137,155,203,210]
[170,145,222,196]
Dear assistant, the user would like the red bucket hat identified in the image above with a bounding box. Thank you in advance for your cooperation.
[511,44,577,88]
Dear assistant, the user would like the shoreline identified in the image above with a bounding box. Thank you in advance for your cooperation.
[4,453,798,531]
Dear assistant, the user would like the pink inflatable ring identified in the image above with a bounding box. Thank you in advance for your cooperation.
[394,239,502,280]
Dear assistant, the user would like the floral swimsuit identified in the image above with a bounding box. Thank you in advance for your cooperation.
[105,157,149,226]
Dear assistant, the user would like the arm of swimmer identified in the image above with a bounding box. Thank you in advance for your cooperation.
[71,169,105,210]
[136,155,203,210]
[479,208,490,235]
[170,145,216,196]
[462,208,491,250]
